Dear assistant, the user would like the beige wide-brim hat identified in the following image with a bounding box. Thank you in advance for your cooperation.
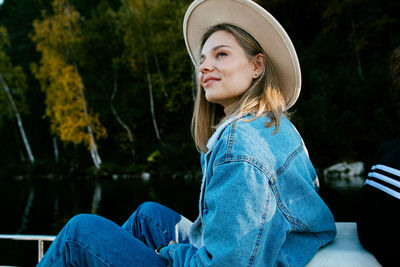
[183,0,301,110]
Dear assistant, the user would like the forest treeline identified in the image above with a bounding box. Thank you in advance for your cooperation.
[0,0,399,179]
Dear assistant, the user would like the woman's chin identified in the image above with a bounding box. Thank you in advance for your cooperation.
[205,95,219,104]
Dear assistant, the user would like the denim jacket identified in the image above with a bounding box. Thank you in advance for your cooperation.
[160,114,336,266]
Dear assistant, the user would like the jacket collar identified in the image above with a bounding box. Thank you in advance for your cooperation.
[206,114,250,151]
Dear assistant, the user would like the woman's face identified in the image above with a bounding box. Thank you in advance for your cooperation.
[199,31,260,108]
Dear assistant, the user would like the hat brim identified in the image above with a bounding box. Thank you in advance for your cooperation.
[183,0,301,110]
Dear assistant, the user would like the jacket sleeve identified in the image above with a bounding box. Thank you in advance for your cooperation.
[160,160,288,266]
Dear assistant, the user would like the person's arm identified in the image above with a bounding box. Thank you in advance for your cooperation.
[160,160,288,266]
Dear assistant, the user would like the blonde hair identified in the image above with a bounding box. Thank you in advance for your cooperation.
[191,24,287,152]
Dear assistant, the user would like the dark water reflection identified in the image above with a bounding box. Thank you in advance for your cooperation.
[0,175,359,266]
[0,175,201,266]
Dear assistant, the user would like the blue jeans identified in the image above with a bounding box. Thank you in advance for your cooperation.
[37,202,192,266]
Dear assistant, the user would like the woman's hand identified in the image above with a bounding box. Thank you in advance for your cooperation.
[155,240,177,254]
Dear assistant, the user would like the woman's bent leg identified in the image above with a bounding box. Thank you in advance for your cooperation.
[122,202,192,250]
[38,214,167,267]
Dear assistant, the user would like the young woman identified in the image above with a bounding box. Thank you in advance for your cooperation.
[38,0,336,266]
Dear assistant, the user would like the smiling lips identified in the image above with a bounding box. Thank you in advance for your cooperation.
[201,76,221,88]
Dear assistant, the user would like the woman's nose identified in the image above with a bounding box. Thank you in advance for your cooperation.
[199,58,213,73]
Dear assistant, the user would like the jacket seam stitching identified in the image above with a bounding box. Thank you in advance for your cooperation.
[275,143,304,180]
[213,158,272,266]
[247,183,271,267]
[214,154,322,245]
[226,120,238,159]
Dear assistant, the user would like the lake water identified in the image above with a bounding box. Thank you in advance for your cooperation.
[0,175,360,266]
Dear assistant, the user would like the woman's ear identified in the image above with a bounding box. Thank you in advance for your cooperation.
[252,53,265,78]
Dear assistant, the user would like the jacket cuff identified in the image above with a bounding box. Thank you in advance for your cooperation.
[159,243,181,263]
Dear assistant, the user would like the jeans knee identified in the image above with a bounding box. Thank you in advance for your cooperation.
[66,214,103,236]
[137,201,162,216]
[123,202,164,230]
[68,213,98,225]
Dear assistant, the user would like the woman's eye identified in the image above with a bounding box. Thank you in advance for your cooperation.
[217,52,227,58]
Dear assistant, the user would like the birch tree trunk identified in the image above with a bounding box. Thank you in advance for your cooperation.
[142,0,168,98]
[78,85,102,169]
[0,73,35,164]
[53,136,59,163]
[110,68,135,156]
[143,51,161,141]
[138,25,161,141]
[64,5,102,170]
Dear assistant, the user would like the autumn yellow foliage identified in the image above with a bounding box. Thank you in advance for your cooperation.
[31,0,106,149]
